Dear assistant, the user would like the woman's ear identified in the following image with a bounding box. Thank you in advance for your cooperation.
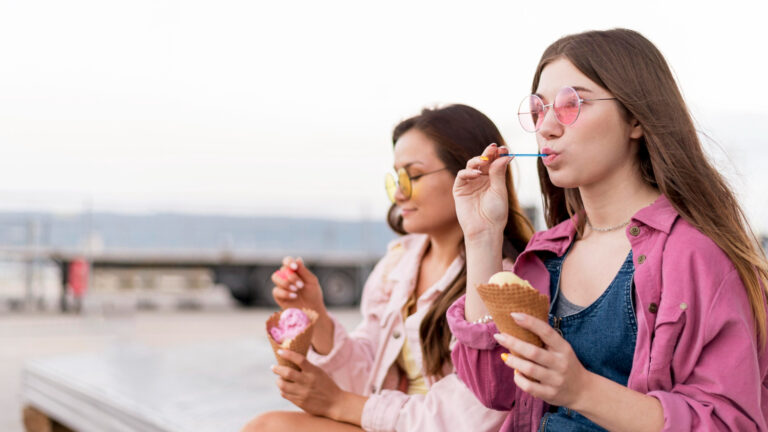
[629,118,644,140]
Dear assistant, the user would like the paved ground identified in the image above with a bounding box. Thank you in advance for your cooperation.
[0,290,361,432]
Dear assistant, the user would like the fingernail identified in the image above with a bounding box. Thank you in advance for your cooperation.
[493,333,504,342]
[498,146,509,153]
[490,143,498,147]
[289,293,297,299]
[514,369,519,375]
[289,285,297,292]
[472,169,483,175]
[500,352,509,362]
[277,349,284,355]
[290,263,298,271]
[276,270,286,279]
[511,312,524,322]
[479,156,489,161]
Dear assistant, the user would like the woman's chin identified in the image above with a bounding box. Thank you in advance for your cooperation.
[548,172,580,189]
[401,220,419,234]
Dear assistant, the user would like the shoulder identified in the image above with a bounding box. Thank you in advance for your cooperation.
[662,217,736,277]
[657,217,742,311]
[526,219,574,249]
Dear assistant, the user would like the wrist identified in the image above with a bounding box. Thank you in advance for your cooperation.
[569,370,599,413]
[464,229,504,247]
[328,391,366,425]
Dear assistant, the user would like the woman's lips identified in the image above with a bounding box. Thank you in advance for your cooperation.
[540,147,560,166]
[401,208,416,217]
[543,154,559,166]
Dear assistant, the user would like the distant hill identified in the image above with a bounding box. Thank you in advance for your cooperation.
[0,212,398,255]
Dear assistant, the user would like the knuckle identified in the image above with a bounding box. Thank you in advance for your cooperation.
[529,347,544,362]
[553,376,565,388]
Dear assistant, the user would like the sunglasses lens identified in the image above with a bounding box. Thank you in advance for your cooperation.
[518,95,543,132]
[385,173,397,203]
[554,87,580,126]
[398,169,411,199]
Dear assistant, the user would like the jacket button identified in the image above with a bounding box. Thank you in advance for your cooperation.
[637,254,646,264]
[680,302,688,310]
[648,302,658,313]
[629,226,641,236]
[393,331,401,339]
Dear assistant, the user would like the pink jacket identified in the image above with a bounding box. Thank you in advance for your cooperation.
[307,233,508,432]
[448,195,768,431]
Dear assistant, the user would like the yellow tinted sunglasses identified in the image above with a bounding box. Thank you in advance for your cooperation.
[384,167,448,203]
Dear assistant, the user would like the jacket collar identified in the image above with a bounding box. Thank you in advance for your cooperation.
[526,194,679,255]
[631,194,678,234]
[387,234,429,284]
[386,233,464,294]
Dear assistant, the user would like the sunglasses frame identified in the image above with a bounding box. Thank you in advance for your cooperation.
[385,167,449,203]
[518,86,617,132]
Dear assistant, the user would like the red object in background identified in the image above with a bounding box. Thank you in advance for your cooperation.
[68,259,89,298]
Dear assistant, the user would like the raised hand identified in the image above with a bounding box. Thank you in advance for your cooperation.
[271,256,326,316]
[453,143,513,240]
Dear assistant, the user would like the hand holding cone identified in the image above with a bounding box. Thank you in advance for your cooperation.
[266,307,319,370]
[476,271,549,355]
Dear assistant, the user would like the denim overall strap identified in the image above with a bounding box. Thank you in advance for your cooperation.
[539,251,637,432]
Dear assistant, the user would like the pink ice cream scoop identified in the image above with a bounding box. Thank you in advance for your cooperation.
[269,308,310,343]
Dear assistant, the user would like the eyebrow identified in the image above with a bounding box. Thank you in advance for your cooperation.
[571,86,593,93]
[394,161,423,170]
[533,86,594,99]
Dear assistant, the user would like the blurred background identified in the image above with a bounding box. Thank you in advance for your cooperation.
[1,0,766,431]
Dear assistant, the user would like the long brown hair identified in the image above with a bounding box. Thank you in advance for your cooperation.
[532,29,768,345]
[388,104,534,377]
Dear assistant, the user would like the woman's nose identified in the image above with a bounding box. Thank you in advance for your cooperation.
[393,184,408,202]
[537,107,564,139]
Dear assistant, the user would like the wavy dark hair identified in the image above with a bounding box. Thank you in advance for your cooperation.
[532,29,768,346]
[388,104,535,377]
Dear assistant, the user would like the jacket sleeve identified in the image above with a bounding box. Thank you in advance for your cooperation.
[360,373,507,432]
[446,294,518,411]
[647,268,768,431]
[306,247,398,395]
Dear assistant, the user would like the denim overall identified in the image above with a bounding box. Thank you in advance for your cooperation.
[538,249,638,432]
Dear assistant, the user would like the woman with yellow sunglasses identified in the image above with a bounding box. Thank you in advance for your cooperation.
[243,104,534,432]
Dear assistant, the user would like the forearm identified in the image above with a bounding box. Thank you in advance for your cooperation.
[574,372,664,432]
[311,312,335,355]
[464,232,504,321]
[329,391,367,426]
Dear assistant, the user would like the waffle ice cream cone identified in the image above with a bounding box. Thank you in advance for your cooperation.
[266,308,319,370]
[476,272,549,353]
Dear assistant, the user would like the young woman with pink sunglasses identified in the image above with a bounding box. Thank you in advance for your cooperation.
[448,29,768,431]
[241,104,534,432]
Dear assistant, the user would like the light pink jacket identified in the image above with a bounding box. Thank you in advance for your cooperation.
[307,233,508,432]
[448,195,768,431]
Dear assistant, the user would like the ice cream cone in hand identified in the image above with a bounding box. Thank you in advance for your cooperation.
[266,308,318,370]
[476,271,549,353]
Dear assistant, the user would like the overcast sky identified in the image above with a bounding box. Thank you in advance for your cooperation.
[1,0,767,232]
